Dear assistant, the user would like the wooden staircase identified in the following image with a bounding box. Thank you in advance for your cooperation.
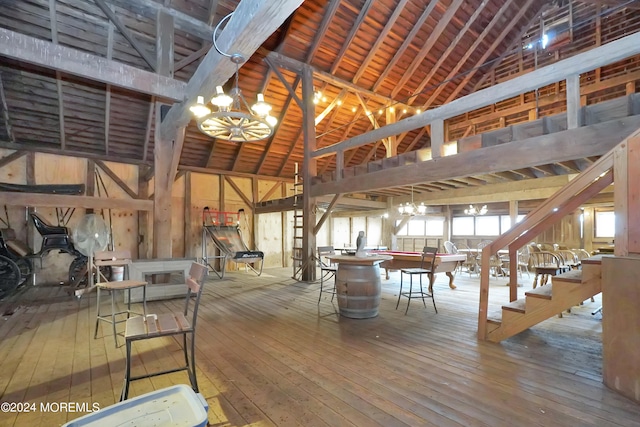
[486,257,602,342]
[478,126,640,342]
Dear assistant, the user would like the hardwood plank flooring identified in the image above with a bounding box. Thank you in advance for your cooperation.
[0,268,639,426]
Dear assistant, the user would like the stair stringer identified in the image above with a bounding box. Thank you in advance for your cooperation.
[486,262,602,342]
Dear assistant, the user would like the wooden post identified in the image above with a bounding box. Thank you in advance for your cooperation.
[138,166,149,259]
[152,14,178,259]
[384,107,397,157]
[184,171,192,258]
[614,135,640,256]
[566,74,582,129]
[301,64,317,281]
[431,118,444,158]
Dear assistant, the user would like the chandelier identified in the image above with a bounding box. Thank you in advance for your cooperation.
[464,204,488,216]
[189,13,277,143]
[398,186,427,216]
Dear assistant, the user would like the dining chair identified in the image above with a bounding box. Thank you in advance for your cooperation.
[455,242,479,277]
[317,246,338,302]
[477,240,505,279]
[443,241,458,255]
[94,250,147,348]
[120,262,208,401]
[396,246,438,314]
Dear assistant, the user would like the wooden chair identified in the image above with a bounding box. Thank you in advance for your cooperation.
[517,246,531,278]
[477,240,505,279]
[443,241,458,254]
[396,246,438,314]
[455,242,479,277]
[317,246,337,302]
[94,250,147,348]
[120,262,208,401]
[529,251,568,288]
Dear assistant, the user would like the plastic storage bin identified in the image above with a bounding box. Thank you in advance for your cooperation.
[62,384,208,427]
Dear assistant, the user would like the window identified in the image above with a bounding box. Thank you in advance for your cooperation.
[500,215,525,232]
[426,217,444,236]
[595,211,615,238]
[475,215,500,236]
[407,219,425,236]
[452,217,474,236]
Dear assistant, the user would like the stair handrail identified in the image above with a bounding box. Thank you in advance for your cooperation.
[477,142,621,339]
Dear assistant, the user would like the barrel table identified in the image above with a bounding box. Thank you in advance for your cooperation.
[327,254,393,319]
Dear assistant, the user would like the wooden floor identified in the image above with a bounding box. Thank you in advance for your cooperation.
[1,267,639,427]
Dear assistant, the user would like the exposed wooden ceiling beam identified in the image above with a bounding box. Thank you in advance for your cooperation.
[0,28,185,101]
[440,0,537,106]
[312,32,640,159]
[402,0,489,106]
[94,0,156,71]
[266,51,412,112]
[329,0,373,74]
[371,0,438,92]
[0,192,153,211]
[106,0,214,40]
[310,115,640,196]
[390,0,464,99]
[351,0,409,84]
[159,0,304,139]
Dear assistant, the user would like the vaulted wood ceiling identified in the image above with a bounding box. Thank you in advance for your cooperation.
[0,0,638,205]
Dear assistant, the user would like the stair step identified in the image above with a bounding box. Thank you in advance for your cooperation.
[502,298,526,313]
[582,255,604,265]
[553,269,582,283]
[525,284,553,299]
[487,309,502,323]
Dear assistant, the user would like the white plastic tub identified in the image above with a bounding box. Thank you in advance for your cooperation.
[62,385,208,427]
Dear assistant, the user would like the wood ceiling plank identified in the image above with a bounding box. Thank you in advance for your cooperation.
[107,0,214,40]
[0,28,185,100]
[329,0,373,74]
[94,0,157,71]
[312,32,640,159]
[372,0,438,92]
[0,72,14,142]
[352,0,409,84]
[390,0,464,99]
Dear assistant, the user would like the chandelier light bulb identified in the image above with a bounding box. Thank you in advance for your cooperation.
[265,114,278,127]
[189,96,211,118]
[251,93,272,117]
[465,204,488,216]
[211,86,233,108]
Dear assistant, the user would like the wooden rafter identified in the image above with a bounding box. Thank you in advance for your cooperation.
[390,0,464,99]
[94,0,156,70]
[328,0,373,75]
[403,0,489,106]
[371,1,438,92]
[351,0,410,84]
[440,0,538,106]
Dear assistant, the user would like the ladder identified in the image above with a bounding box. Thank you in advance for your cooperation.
[292,163,305,280]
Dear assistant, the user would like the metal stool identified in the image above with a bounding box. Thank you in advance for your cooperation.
[93,250,147,347]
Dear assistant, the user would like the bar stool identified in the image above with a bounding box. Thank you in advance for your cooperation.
[93,250,147,347]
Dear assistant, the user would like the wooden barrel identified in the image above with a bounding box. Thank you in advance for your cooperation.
[335,263,382,318]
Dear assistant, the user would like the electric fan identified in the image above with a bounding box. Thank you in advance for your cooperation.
[72,214,110,290]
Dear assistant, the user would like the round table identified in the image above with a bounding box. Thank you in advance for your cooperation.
[327,254,393,319]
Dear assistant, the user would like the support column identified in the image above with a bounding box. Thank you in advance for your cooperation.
[301,64,317,281]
